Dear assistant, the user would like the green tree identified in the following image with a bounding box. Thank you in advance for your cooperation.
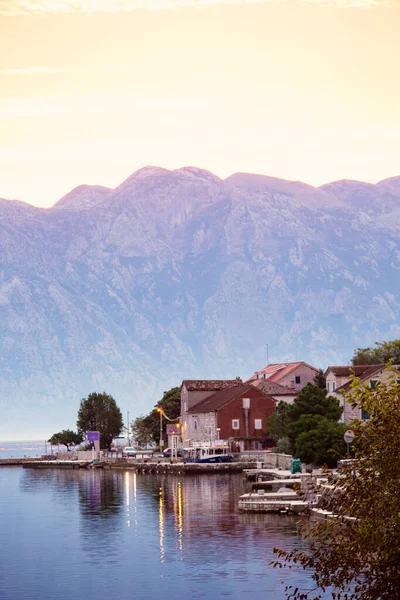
[288,383,342,422]
[77,392,123,450]
[313,368,327,390]
[283,384,343,466]
[48,429,83,451]
[267,401,291,442]
[131,415,155,447]
[291,416,347,467]
[131,386,181,446]
[274,367,400,600]
[351,339,400,365]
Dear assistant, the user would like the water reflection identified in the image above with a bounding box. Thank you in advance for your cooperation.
[2,468,314,600]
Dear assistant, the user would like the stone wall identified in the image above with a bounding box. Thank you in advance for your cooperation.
[238,451,292,470]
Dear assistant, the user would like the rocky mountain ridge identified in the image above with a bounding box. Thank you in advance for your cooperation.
[1,167,399,439]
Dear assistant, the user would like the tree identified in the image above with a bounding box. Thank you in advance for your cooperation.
[267,385,343,464]
[273,367,400,600]
[131,386,181,446]
[291,416,347,467]
[351,339,400,365]
[131,415,155,447]
[281,384,344,466]
[267,401,291,442]
[314,369,326,390]
[77,392,123,450]
[48,429,83,451]
[288,383,342,422]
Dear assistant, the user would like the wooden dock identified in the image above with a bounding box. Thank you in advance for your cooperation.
[238,492,311,514]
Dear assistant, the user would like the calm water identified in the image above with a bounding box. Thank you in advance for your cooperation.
[0,440,48,458]
[0,467,313,600]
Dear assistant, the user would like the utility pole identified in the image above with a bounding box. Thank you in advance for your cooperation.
[127,410,130,445]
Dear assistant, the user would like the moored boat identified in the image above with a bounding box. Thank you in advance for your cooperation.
[185,442,233,463]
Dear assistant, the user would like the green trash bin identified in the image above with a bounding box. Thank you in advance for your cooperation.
[291,458,301,474]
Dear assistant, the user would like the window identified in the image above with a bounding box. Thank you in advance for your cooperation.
[370,380,377,390]
[332,382,336,391]
[232,419,240,430]
[295,376,301,384]
[327,382,330,392]
[254,419,262,430]
[263,373,266,379]
[361,408,370,420]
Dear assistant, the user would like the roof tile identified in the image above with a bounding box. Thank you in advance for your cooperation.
[182,379,242,392]
[188,384,274,413]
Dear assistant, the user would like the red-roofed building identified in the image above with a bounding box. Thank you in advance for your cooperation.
[250,379,297,403]
[181,383,276,449]
[246,362,319,392]
[180,379,243,444]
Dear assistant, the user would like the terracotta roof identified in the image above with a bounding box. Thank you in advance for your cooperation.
[188,384,274,413]
[250,379,296,395]
[325,365,382,377]
[247,362,318,383]
[335,365,385,393]
[182,379,242,392]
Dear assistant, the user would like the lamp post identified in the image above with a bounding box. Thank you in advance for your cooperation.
[157,408,164,449]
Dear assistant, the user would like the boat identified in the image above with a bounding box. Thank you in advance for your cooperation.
[184,441,233,464]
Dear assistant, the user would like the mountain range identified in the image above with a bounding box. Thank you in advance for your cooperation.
[1,166,400,439]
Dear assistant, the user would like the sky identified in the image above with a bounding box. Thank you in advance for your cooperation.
[1,0,399,207]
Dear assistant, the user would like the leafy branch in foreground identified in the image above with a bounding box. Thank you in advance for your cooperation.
[273,367,400,600]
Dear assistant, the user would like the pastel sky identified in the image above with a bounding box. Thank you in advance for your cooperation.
[1,0,399,207]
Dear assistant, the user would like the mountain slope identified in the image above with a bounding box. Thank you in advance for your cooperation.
[1,168,399,438]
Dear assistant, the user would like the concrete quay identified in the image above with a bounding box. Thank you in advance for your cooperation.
[102,461,256,474]
[0,457,45,466]
[15,458,259,474]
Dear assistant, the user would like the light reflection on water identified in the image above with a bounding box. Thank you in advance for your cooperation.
[0,467,313,600]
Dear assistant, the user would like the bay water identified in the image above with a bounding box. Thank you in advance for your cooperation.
[0,466,313,600]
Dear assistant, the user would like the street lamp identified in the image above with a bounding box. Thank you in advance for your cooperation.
[156,408,164,449]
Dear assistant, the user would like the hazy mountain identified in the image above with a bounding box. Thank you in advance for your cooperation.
[1,167,399,439]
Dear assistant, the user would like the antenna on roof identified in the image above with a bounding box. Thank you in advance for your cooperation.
[266,344,269,366]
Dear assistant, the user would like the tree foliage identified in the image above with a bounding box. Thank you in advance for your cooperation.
[77,392,123,450]
[288,383,342,422]
[351,339,400,365]
[48,429,83,451]
[267,385,344,465]
[267,401,291,442]
[131,415,155,447]
[290,416,347,467]
[313,369,327,390]
[131,386,181,446]
[274,367,400,600]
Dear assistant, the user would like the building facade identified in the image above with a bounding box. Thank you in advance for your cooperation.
[184,384,276,449]
[326,364,400,424]
[247,362,319,392]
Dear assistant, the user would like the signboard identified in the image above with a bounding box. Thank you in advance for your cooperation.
[166,424,180,435]
[87,431,100,442]
[343,430,355,444]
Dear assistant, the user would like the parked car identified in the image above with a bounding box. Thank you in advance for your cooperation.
[123,447,136,457]
[163,448,185,458]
